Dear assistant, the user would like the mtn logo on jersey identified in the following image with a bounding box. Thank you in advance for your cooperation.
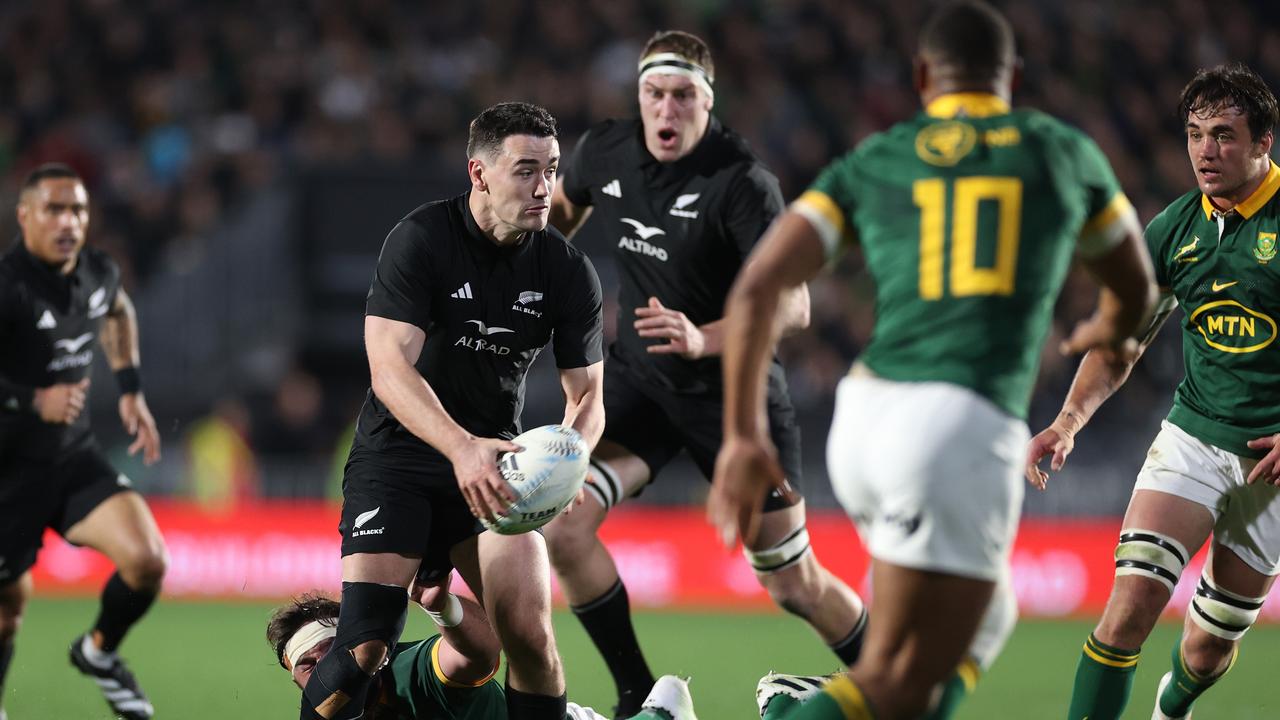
[351,506,384,537]
[36,309,56,329]
[669,193,700,218]
[450,282,474,299]
[87,287,108,318]
[1189,300,1277,354]
[619,218,669,262]
[456,320,513,354]
[602,179,622,198]
[513,291,544,318]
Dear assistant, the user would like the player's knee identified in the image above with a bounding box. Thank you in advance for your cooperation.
[335,581,408,671]
[747,524,817,617]
[543,509,599,569]
[117,544,169,591]
[1181,627,1237,678]
[348,638,390,674]
[0,610,21,643]
[1098,528,1189,645]
[1182,568,1264,648]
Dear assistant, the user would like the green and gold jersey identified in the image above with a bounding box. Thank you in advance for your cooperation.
[380,635,505,719]
[1145,160,1280,457]
[794,93,1137,419]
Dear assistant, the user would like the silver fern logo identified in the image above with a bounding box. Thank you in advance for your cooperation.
[351,506,384,536]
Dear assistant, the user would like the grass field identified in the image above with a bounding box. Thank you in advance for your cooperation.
[4,598,1280,718]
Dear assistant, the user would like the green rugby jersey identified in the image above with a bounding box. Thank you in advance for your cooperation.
[379,635,505,719]
[1145,160,1280,457]
[794,93,1136,419]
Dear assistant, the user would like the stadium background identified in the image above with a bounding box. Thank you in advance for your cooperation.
[4,0,1280,717]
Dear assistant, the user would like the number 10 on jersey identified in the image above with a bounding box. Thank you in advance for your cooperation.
[914,176,1022,300]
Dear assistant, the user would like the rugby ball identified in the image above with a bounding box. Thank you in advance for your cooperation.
[482,424,590,535]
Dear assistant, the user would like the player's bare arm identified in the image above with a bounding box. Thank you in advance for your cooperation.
[1027,286,1175,491]
[364,315,519,520]
[1061,227,1160,360]
[548,181,593,239]
[410,575,501,686]
[558,361,605,449]
[709,211,826,545]
[102,287,160,464]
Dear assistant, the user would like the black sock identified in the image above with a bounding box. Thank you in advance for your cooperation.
[571,579,654,714]
[92,572,159,652]
[0,639,13,694]
[829,605,869,666]
[505,685,567,720]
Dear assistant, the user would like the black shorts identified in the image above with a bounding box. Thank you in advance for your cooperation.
[339,452,484,582]
[600,362,803,512]
[0,444,132,584]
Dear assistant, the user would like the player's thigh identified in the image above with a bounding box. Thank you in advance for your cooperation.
[58,449,166,573]
[474,532,554,644]
[0,461,55,590]
[0,571,33,637]
[855,559,995,691]
[829,374,1026,582]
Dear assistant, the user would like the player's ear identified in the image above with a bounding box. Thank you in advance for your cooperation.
[1010,57,1024,96]
[1256,129,1274,158]
[467,157,488,193]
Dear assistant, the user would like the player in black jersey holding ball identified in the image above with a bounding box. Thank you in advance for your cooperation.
[545,31,867,717]
[0,163,167,720]
[299,103,605,720]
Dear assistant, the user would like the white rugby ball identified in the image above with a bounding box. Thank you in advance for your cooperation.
[482,424,590,535]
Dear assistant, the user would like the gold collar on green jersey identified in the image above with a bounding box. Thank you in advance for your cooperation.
[925,93,1011,119]
[1200,159,1280,220]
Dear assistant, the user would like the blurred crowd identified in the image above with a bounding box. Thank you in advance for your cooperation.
[1,0,1277,509]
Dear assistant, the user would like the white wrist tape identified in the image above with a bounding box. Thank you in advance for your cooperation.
[425,593,464,627]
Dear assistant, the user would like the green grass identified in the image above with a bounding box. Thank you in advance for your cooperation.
[5,597,1280,718]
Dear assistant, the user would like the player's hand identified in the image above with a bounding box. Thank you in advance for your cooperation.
[451,436,522,523]
[1246,434,1280,485]
[119,392,161,465]
[1061,314,1139,364]
[33,378,90,425]
[1025,418,1077,491]
[707,434,794,548]
[410,573,452,610]
[635,297,705,359]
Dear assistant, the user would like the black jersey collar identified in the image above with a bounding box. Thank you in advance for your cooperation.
[459,192,536,259]
[636,115,723,185]
[12,235,81,289]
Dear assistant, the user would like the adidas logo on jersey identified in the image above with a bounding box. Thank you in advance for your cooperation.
[669,193,700,218]
[602,179,621,198]
[36,310,56,329]
[450,282,473,299]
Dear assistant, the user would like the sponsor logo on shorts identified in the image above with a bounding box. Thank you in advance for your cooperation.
[1189,300,1277,353]
[351,506,385,537]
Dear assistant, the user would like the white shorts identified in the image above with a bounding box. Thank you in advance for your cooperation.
[1134,420,1280,576]
[826,373,1028,581]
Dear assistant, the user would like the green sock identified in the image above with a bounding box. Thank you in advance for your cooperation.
[763,694,802,720]
[1157,640,1236,718]
[778,675,875,719]
[922,659,979,720]
[1066,633,1141,720]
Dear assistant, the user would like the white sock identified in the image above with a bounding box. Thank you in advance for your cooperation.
[80,634,116,669]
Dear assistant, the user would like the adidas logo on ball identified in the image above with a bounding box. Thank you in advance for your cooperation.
[482,425,590,535]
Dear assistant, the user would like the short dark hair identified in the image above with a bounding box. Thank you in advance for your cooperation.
[265,592,340,669]
[919,0,1015,81]
[641,30,715,83]
[21,162,82,193]
[1179,63,1279,142]
[466,102,558,160]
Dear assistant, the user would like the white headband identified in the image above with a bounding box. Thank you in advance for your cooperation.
[638,52,714,103]
[283,620,338,670]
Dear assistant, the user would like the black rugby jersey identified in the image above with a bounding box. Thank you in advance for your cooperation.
[353,192,604,469]
[0,241,121,460]
[562,116,786,394]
